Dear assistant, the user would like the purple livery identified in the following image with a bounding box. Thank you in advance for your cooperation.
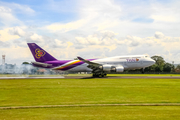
[27,43,93,71]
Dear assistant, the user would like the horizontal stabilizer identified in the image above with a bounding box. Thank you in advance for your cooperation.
[32,62,52,67]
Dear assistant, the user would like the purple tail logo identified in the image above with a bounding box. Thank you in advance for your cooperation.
[35,48,46,59]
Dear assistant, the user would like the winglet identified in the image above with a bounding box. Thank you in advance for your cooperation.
[77,56,85,61]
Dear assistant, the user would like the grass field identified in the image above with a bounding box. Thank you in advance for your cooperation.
[0,106,180,120]
[0,76,180,119]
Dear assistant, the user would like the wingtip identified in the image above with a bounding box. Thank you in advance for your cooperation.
[77,56,84,60]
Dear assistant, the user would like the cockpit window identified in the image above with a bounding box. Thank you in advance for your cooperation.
[120,57,129,59]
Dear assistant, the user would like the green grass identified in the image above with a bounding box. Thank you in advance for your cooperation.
[0,78,180,106]
[0,106,180,120]
[0,77,180,119]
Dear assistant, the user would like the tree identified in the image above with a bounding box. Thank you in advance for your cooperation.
[176,65,180,70]
[163,63,174,72]
[151,56,165,72]
[175,65,180,73]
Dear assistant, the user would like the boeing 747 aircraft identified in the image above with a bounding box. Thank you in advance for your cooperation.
[27,43,155,77]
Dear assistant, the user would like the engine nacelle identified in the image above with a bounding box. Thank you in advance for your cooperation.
[115,66,124,72]
[99,64,112,72]
[99,65,124,72]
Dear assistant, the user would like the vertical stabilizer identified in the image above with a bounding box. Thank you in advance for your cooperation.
[27,43,57,62]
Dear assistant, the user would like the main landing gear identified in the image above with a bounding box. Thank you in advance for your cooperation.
[92,72,107,78]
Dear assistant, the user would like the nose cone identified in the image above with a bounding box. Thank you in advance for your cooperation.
[150,59,155,65]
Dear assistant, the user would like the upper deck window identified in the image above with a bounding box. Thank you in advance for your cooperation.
[120,57,129,59]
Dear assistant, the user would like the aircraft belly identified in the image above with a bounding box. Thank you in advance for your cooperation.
[67,64,92,72]
[125,63,142,69]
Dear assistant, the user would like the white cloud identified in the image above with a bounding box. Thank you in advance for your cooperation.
[0,6,11,12]
[9,26,26,37]
[155,31,164,39]
[0,27,20,42]
[46,19,87,32]
[0,1,35,15]
[0,6,22,26]
[30,33,43,42]
[75,30,119,46]
[151,15,177,22]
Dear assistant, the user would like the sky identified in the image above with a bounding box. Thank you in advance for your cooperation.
[0,0,180,65]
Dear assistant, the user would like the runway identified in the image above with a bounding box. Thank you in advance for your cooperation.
[0,76,64,79]
[64,75,180,79]
[0,75,180,79]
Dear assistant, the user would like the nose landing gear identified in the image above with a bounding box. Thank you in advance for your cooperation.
[141,68,145,74]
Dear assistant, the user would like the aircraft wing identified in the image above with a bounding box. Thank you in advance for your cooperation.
[77,56,101,69]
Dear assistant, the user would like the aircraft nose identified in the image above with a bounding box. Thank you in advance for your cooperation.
[151,59,155,65]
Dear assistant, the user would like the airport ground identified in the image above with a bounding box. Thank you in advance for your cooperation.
[0,74,180,119]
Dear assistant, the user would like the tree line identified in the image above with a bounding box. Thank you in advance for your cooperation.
[145,56,174,73]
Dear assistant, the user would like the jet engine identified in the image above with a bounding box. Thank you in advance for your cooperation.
[99,65,124,72]
[115,66,124,72]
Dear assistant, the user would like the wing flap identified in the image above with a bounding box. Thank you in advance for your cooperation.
[77,56,101,67]
[77,56,102,72]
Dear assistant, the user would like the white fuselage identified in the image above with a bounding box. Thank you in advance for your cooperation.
[67,55,155,72]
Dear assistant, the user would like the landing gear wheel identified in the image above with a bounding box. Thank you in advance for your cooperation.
[98,74,102,78]
[92,72,107,78]
[93,74,97,77]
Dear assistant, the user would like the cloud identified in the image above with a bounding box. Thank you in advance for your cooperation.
[9,26,26,37]
[154,31,164,39]
[29,33,43,42]
[46,19,87,32]
[0,6,22,26]
[79,0,121,18]
[151,15,177,22]
[75,30,118,46]
[0,1,35,15]
[45,0,122,33]
[0,41,11,47]
[0,28,20,42]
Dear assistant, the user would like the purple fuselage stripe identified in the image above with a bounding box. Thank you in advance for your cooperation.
[32,59,96,70]
[60,61,85,71]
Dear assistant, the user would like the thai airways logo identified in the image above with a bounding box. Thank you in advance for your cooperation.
[126,58,139,62]
[35,48,46,59]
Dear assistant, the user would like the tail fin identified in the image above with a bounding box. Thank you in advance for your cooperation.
[27,43,57,62]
